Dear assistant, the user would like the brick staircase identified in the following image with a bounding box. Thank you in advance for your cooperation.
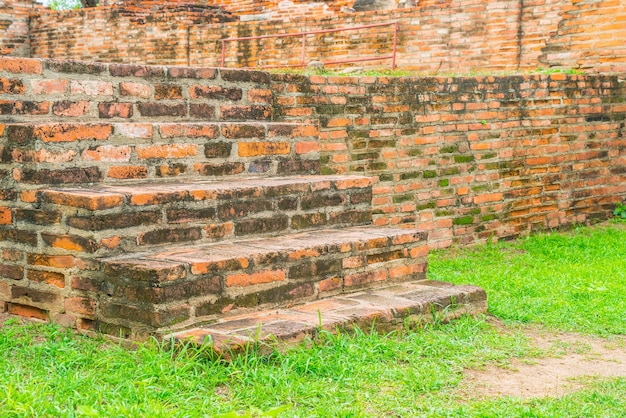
[0,59,486,345]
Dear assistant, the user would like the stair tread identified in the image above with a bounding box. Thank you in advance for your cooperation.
[169,281,488,352]
[42,175,376,210]
[104,225,422,267]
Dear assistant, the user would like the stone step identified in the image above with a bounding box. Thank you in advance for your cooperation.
[1,121,320,187]
[93,226,429,336]
[170,281,487,355]
[32,175,375,255]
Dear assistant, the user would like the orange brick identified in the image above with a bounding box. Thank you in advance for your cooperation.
[107,165,148,179]
[42,190,124,210]
[0,207,11,225]
[248,89,272,103]
[35,123,112,143]
[344,270,387,287]
[136,144,198,159]
[226,269,286,287]
[342,255,366,268]
[295,141,320,154]
[8,303,48,321]
[28,269,65,288]
[238,142,290,157]
[288,248,320,261]
[159,123,218,138]
[473,192,503,204]
[335,177,374,190]
[27,254,75,268]
[101,236,122,249]
[319,277,342,292]
[388,264,422,279]
[0,57,43,74]
[20,190,38,203]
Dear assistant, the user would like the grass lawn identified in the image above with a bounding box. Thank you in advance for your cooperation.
[1,222,625,417]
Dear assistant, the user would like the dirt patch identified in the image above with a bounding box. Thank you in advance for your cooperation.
[462,320,626,399]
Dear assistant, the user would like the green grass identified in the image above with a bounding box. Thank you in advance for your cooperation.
[429,222,626,336]
[1,223,625,417]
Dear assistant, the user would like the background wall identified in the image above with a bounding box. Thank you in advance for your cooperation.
[23,0,626,73]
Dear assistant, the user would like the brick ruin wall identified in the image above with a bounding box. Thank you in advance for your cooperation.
[1,0,622,73]
[272,72,626,247]
[1,56,625,249]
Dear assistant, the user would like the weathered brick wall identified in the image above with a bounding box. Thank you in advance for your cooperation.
[7,0,626,73]
[272,72,626,247]
[25,0,578,72]
[539,0,626,73]
[0,0,37,57]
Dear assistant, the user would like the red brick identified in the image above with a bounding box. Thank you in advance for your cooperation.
[70,80,113,96]
[98,102,133,118]
[65,297,97,316]
[160,123,218,139]
[119,82,151,98]
[82,145,131,162]
[31,79,69,95]
[344,270,387,287]
[52,101,89,117]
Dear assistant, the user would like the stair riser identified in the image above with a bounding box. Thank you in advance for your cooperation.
[0,122,320,189]
[100,231,429,333]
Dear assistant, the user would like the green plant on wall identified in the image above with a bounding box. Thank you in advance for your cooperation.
[614,202,626,219]
[48,0,82,10]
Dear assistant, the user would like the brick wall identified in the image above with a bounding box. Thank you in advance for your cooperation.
[0,0,37,57]
[23,0,585,72]
[271,72,626,247]
[539,0,626,73]
[6,0,626,73]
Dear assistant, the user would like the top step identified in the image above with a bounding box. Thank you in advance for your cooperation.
[0,121,320,186]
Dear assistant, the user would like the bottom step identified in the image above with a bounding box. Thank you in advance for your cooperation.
[99,226,429,335]
[170,281,487,354]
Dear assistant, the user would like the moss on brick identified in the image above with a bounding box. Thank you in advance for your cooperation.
[454,155,475,163]
[440,145,458,153]
[423,170,437,178]
[453,216,474,225]
[400,171,421,180]
[439,179,450,187]
[393,194,414,204]
[417,201,436,210]
[469,208,481,215]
